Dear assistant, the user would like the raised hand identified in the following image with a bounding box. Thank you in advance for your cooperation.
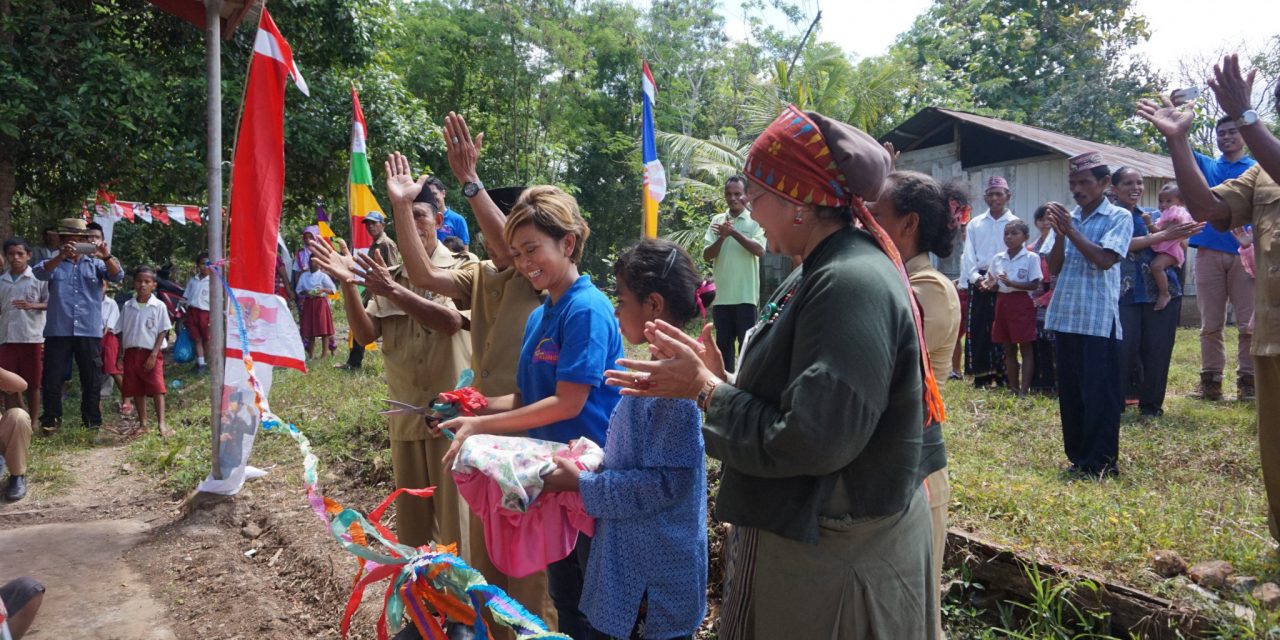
[882,141,900,170]
[443,111,484,185]
[1231,226,1254,248]
[385,152,429,205]
[307,237,359,284]
[1137,96,1194,140]
[354,249,395,296]
[1208,53,1259,120]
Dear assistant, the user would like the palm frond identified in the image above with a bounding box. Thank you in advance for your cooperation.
[664,227,707,256]
[656,131,745,170]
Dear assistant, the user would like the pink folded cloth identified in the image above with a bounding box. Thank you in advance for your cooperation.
[452,435,603,578]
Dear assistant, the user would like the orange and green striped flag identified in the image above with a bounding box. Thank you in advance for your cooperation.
[348,88,383,251]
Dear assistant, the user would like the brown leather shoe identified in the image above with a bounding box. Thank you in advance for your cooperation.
[1239,374,1256,401]
[1199,372,1223,401]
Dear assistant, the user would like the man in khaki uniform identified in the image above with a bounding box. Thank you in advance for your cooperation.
[1140,54,1280,539]
[311,197,472,550]
[385,113,550,636]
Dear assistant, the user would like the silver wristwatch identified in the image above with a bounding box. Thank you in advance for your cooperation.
[1235,110,1260,128]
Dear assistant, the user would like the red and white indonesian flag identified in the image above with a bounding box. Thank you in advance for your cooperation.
[201,9,307,496]
[226,8,307,372]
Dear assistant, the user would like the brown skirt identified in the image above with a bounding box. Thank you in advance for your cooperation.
[718,485,937,640]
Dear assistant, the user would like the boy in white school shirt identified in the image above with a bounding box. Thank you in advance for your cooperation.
[984,220,1043,396]
[0,238,49,414]
[116,266,173,437]
[182,252,212,373]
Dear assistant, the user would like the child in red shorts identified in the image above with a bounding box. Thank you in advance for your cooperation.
[182,252,213,372]
[116,266,173,436]
[0,238,48,414]
[99,282,131,415]
[985,220,1042,397]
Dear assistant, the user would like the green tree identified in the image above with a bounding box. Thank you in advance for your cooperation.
[0,0,436,270]
[892,0,1163,146]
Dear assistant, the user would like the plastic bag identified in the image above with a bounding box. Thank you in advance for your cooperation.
[173,325,195,363]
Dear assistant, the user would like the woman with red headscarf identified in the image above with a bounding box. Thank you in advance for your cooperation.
[607,106,942,639]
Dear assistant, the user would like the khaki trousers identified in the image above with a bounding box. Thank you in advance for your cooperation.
[465,510,557,639]
[1195,248,1254,376]
[925,469,951,639]
[0,407,31,476]
[390,436,462,550]
[1256,356,1280,540]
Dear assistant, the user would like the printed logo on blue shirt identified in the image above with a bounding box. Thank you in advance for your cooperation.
[533,338,560,364]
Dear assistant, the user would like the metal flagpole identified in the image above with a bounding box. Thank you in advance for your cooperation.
[206,0,225,480]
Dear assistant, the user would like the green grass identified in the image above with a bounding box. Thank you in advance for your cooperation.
[945,326,1274,594]
[124,344,396,497]
[24,426,96,497]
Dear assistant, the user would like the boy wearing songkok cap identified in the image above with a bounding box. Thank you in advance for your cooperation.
[1044,151,1133,478]
[959,174,1017,388]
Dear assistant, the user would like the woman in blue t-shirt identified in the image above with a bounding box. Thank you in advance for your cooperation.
[440,185,623,639]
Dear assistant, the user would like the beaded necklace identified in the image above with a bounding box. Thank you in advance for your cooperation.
[757,280,801,327]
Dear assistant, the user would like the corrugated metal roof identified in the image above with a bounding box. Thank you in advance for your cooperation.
[881,108,1173,179]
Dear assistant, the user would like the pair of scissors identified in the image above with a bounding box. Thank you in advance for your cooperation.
[380,400,455,440]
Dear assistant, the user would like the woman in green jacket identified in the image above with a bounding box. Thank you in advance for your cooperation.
[608,106,945,639]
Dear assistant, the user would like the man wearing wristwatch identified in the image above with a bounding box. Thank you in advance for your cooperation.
[1185,113,1258,401]
[1139,52,1280,541]
[31,217,124,434]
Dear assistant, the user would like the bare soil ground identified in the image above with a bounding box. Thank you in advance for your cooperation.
[0,437,392,640]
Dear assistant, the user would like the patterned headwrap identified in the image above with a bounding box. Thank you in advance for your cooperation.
[745,105,946,427]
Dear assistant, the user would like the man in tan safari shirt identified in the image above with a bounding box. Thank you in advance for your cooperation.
[1141,54,1280,540]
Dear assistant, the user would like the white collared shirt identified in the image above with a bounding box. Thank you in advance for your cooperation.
[960,209,1017,286]
[116,295,173,350]
[102,298,120,335]
[0,267,49,344]
[990,247,1043,295]
[183,275,211,311]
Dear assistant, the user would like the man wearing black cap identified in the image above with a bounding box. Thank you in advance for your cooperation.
[336,211,401,371]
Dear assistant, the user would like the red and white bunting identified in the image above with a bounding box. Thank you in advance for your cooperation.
[86,199,207,226]
[166,205,187,226]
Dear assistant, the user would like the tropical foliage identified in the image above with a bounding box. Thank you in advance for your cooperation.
[5,0,1275,272]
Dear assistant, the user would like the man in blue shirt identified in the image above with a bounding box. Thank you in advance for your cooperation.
[32,218,124,433]
[1044,152,1134,478]
[1189,116,1257,401]
[424,176,471,251]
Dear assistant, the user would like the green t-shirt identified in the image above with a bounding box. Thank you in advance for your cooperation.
[705,211,767,307]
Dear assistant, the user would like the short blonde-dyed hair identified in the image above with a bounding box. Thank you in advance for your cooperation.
[503,186,591,263]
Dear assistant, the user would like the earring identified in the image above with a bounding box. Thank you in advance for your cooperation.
[792,209,804,225]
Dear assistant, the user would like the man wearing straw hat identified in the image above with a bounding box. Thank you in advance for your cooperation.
[32,217,124,434]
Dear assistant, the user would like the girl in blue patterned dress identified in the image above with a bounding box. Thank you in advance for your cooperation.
[543,239,707,640]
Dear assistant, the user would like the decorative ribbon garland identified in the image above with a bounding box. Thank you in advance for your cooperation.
[211,262,568,640]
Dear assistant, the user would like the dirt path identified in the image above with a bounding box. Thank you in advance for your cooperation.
[0,445,178,639]
[0,439,389,639]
